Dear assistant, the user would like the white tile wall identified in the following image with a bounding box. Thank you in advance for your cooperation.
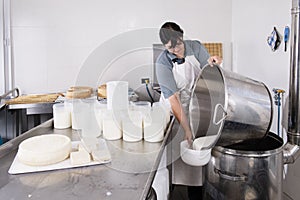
[232,1,298,199]
[10,0,232,94]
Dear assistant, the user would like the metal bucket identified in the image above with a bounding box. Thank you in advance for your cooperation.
[190,65,273,146]
[203,132,284,200]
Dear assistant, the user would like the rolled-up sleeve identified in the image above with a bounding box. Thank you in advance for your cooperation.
[193,41,210,69]
[155,52,178,99]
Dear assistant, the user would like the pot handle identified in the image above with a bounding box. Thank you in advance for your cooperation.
[215,168,246,181]
[213,103,227,125]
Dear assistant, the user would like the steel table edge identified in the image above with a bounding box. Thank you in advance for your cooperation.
[140,117,175,200]
[0,119,53,159]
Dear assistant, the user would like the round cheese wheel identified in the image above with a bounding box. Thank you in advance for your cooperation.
[66,86,93,99]
[66,89,91,99]
[17,134,71,166]
[69,86,93,94]
[97,84,107,98]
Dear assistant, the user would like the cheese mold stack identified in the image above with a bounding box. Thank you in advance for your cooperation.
[97,84,107,98]
[17,134,72,166]
[53,103,71,129]
[66,86,93,99]
[106,81,128,110]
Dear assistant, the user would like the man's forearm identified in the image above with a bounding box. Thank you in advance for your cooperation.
[169,93,191,134]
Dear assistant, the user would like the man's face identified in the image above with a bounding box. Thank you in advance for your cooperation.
[164,39,184,58]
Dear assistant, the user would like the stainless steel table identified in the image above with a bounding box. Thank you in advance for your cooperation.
[0,102,5,111]
[7,102,55,115]
[1,102,55,138]
[0,118,174,200]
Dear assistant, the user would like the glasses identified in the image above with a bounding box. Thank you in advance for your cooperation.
[165,41,183,51]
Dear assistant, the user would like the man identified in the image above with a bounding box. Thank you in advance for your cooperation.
[156,22,222,199]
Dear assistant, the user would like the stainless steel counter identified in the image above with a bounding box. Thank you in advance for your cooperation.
[0,118,174,200]
[0,102,5,110]
[1,102,56,139]
[0,88,20,111]
[7,102,55,115]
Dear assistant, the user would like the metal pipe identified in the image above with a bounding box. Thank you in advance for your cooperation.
[283,142,300,164]
[288,0,300,146]
[3,0,14,92]
[0,87,19,100]
[283,0,300,164]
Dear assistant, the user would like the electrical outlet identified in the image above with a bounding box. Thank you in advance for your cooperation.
[141,78,150,84]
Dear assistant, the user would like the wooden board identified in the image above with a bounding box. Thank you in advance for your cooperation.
[5,93,63,105]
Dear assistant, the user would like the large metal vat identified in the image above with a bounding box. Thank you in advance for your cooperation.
[190,65,273,146]
[204,132,284,200]
[188,1,300,199]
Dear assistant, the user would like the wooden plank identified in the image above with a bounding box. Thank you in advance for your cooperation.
[5,93,63,104]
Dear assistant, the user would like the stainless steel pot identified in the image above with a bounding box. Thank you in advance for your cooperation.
[203,132,284,200]
[204,133,283,200]
[190,65,273,147]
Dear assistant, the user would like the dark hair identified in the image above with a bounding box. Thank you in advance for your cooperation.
[159,22,184,47]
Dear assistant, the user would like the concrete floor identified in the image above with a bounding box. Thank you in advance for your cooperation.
[169,185,294,200]
[169,185,203,200]
[169,185,188,200]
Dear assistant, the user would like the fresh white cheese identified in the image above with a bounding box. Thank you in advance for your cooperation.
[80,137,98,153]
[70,148,91,165]
[17,134,71,166]
[77,143,87,152]
[91,149,111,162]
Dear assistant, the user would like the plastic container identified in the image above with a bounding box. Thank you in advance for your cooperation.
[180,140,211,167]
[94,101,107,134]
[71,99,101,137]
[53,103,71,129]
[82,100,101,138]
[70,99,82,130]
[107,81,129,110]
[192,135,218,150]
[122,108,143,142]
[132,101,151,124]
[152,102,168,130]
[144,106,165,143]
[102,109,122,140]
[132,101,151,107]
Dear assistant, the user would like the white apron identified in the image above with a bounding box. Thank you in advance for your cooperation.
[163,55,204,186]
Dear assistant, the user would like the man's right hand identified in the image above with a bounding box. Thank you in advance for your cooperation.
[184,130,193,147]
[169,93,194,147]
[208,55,222,66]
